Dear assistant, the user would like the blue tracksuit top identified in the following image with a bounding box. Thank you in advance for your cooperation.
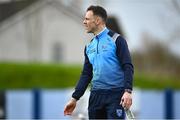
[72,28,134,100]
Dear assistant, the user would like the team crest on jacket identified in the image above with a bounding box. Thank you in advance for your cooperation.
[102,45,107,49]
[116,109,122,117]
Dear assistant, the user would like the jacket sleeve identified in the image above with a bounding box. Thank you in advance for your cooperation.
[115,36,134,90]
[72,47,93,100]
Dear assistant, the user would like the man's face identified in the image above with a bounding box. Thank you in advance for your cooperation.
[83,10,97,33]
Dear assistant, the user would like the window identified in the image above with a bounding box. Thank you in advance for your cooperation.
[52,42,63,62]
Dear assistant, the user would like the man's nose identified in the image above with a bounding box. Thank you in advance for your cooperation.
[83,20,86,24]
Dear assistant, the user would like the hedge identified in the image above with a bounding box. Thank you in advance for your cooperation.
[0,63,179,89]
[0,63,81,89]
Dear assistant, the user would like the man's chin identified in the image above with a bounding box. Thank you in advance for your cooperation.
[86,30,92,33]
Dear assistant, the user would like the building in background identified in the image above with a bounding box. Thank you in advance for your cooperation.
[0,0,91,64]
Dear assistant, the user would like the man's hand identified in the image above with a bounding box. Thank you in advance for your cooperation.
[120,91,132,109]
[64,98,77,116]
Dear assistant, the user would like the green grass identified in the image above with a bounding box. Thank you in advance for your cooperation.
[0,63,179,89]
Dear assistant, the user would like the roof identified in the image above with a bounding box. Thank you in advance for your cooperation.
[0,0,83,33]
[0,0,37,23]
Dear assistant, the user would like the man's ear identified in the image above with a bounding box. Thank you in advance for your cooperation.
[95,16,101,25]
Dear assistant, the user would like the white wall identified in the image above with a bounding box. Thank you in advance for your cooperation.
[0,1,91,64]
[40,5,88,63]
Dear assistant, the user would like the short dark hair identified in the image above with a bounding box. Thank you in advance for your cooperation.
[87,5,107,22]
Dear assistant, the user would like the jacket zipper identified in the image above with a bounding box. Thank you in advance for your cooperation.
[97,38,99,54]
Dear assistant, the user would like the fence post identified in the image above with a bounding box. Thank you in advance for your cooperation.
[32,89,41,119]
[0,91,5,119]
[165,88,174,119]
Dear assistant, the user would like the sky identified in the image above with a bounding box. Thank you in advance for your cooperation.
[82,0,180,56]
[104,0,167,48]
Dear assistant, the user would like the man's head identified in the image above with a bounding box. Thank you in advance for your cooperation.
[83,5,107,34]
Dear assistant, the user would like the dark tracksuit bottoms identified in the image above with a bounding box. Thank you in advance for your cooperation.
[88,89,125,119]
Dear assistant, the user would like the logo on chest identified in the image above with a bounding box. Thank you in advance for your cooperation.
[102,45,107,49]
[102,45,108,52]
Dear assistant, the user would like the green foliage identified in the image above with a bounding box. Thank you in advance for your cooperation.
[0,63,82,89]
[134,72,180,90]
[0,63,179,89]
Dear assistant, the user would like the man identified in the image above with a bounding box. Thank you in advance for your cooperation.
[64,5,134,119]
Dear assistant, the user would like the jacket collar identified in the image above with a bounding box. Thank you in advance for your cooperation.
[95,27,109,39]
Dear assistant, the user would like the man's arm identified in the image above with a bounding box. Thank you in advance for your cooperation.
[115,36,134,90]
[115,36,134,109]
[72,47,93,100]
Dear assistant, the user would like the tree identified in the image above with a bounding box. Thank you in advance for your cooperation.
[133,32,180,77]
[159,0,180,57]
